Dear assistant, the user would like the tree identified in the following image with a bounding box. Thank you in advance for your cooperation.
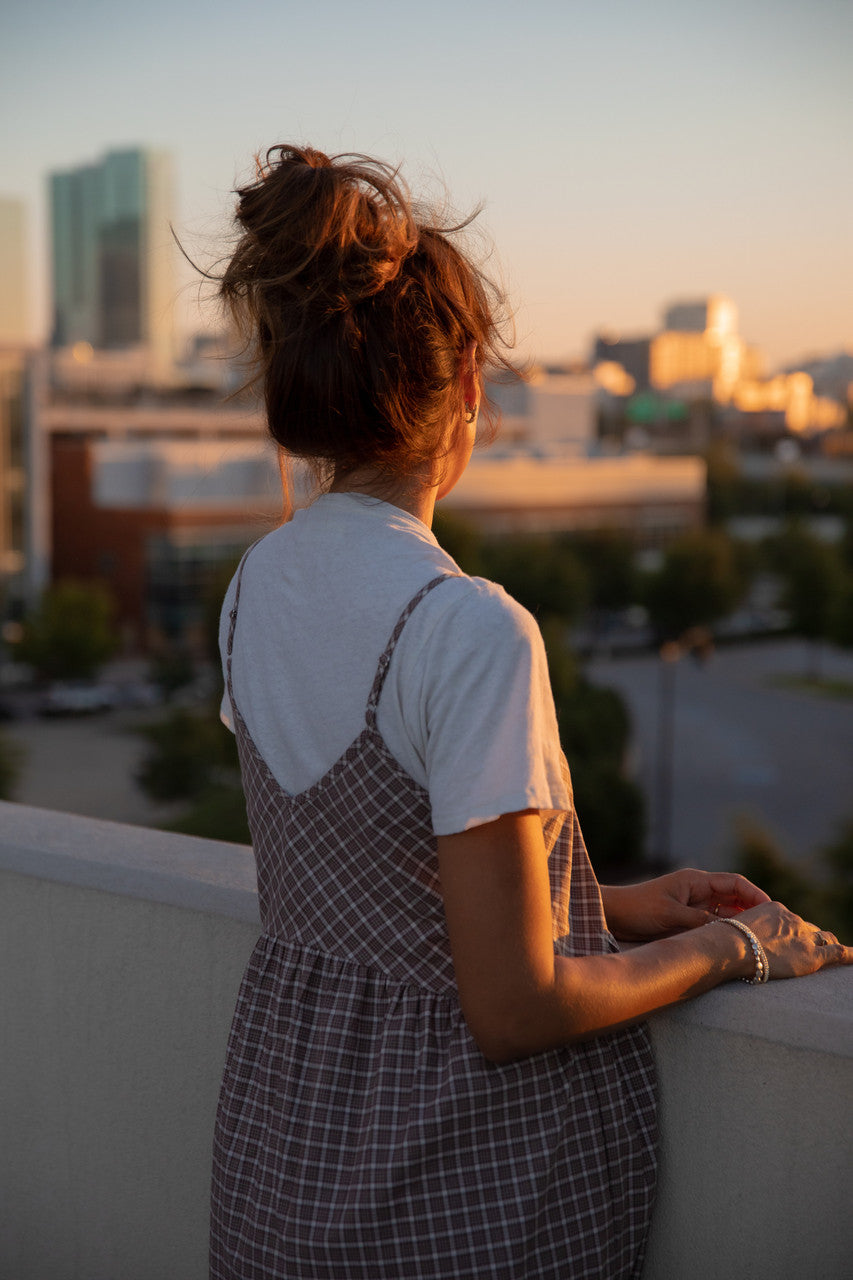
[0,731,22,800]
[644,528,750,641]
[764,522,846,676]
[432,510,483,576]
[540,622,646,879]
[481,536,588,624]
[564,530,637,616]
[733,817,823,924]
[136,701,251,843]
[17,580,120,681]
[819,819,853,939]
[704,440,741,524]
[733,814,853,941]
[137,706,239,801]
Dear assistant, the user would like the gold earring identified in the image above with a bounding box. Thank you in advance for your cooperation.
[464,403,477,424]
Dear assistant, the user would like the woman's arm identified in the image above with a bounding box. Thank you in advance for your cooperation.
[437,812,853,1065]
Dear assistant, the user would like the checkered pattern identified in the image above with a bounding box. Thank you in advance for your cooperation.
[210,570,657,1279]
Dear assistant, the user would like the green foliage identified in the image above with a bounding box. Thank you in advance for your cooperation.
[570,759,646,878]
[704,440,741,524]
[435,515,642,625]
[831,579,853,649]
[819,819,853,938]
[201,556,244,667]
[135,696,249,844]
[644,528,750,640]
[541,625,645,879]
[563,530,638,613]
[839,516,853,573]
[734,818,823,921]
[556,680,631,770]
[765,522,845,642]
[166,784,251,845]
[137,701,250,842]
[706,458,853,523]
[17,580,120,681]
[0,730,22,800]
[432,509,484,576]
[137,706,240,801]
[148,647,196,701]
[733,816,853,941]
[480,536,588,623]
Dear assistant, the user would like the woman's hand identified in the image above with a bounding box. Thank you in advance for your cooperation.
[437,820,853,1063]
[736,901,851,980]
[601,868,770,943]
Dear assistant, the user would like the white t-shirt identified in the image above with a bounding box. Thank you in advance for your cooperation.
[219,492,570,835]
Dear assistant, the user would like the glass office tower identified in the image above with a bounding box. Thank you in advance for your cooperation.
[50,149,174,371]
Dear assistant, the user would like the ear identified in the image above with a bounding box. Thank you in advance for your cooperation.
[460,341,480,411]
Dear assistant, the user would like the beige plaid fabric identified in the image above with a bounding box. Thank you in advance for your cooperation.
[210,567,657,1279]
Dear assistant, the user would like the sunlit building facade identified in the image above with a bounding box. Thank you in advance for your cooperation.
[50,148,175,376]
[0,200,28,345]
[649,295,763,403]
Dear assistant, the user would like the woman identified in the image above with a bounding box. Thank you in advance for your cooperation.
[210,145,851,1280]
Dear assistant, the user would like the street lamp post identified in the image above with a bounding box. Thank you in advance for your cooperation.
[654,641,679,867]
[653,628,713,868]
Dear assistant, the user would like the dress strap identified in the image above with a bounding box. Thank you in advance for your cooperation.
[225,539,263,708]
[365,574,458,729]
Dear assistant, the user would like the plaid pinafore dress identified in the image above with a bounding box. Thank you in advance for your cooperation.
[210,567,657,1280]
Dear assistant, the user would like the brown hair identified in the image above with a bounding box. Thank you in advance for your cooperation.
[219,145,517,485]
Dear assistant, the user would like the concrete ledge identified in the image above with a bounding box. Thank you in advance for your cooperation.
[0,799,259,922]
[1,803,851,1280]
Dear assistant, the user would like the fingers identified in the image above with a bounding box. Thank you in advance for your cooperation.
[802,923,853,970]
[668,904,716,932]
[820,938,853,966]
[707,872,770,908]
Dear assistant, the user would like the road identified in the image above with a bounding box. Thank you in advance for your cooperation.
[4,710,180,829]
[586,638,853,871]
[4,639,852,872]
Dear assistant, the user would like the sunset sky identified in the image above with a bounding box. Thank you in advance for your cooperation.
[3,0,851,370]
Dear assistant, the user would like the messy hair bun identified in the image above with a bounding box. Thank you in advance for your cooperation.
[220,144,516,483]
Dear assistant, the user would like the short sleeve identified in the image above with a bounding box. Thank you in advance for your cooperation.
[406,581,571,835]
[218,572,238,734]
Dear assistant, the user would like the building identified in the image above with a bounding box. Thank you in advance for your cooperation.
[32,349,283,649]
[441,452,705,542]
[663,297,738,338]
[50,148,175,376]
[487,369,597,453]
[649,295,763,403]
[593,297,769,409]
[0,349,30,612]
[592,335,651,392]
[0,200,28,344]
[729,371,846,434]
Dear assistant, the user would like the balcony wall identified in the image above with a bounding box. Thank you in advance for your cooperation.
[1,801,850,1280]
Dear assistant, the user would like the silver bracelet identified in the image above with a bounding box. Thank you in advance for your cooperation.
[710,916,770,984]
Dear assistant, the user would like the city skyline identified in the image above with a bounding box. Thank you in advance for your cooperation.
[2,0,851,370]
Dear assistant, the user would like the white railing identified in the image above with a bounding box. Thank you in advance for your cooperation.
[1,801,850,1280]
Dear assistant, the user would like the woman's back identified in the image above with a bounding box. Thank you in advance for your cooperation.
[212,519,658,1279]
[221,491,568,835]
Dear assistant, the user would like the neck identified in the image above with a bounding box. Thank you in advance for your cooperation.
[329,470,438,527]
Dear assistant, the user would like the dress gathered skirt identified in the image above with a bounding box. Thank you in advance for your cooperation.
[210,574,657,1280]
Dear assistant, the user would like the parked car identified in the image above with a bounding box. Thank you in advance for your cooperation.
[39,682,118,717]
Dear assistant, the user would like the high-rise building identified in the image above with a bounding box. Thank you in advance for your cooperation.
[0,199,28,344]
[50,148,175,374]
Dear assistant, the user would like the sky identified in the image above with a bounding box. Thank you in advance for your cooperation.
[3,0,851,371]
